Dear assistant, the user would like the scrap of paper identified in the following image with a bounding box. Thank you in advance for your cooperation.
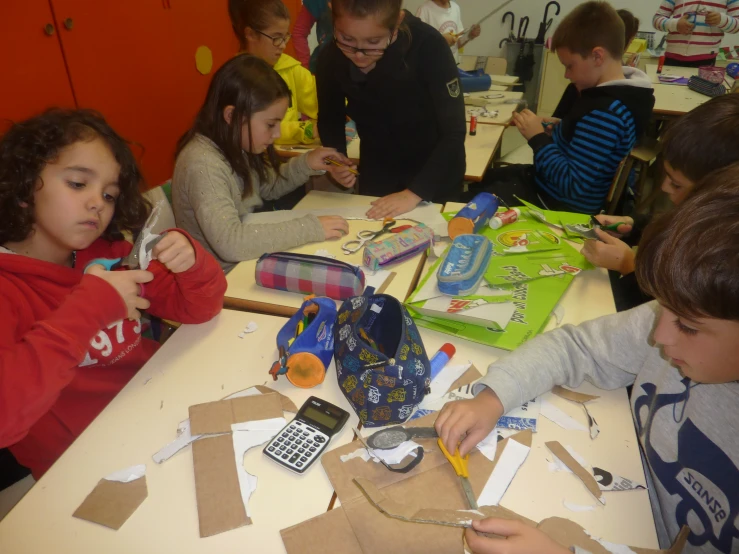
[476,429,499,462]
[238,322,258,338]
[583,404,600,439]
[547,444,589,473]
[340,440,421,466]
[563,500,597,512]
[550,386,600,439]
[314,249,336,259]
[477,438,530,506]
[496,397,539,431]
[418,362,473,409]
[153,419,204,464]
[540,398,588,432]
[73,464,148,530]
[546,441,605,505]
[592,467,646,492]
[231,418,286,517]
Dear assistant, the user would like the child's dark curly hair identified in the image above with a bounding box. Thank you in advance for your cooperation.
[0,109,150,244]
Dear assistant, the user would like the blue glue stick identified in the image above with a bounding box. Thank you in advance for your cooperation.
[429,343,456,381]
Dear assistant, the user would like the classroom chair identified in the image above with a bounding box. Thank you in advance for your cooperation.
[484,57,507,76]
[605,139,661,215]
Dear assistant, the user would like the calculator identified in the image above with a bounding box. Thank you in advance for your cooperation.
[263,396,350,474]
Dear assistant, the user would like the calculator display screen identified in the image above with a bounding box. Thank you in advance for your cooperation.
[303,406,339,429]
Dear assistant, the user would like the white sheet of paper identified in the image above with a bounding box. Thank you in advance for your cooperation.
[476,429,499,462]
[418,362,473,409]
[231,418,286,517]
[104,464,146,483]
[540,398,588,432]
[421,296,516,328]
[153,419,203,464]
[477,438,530,506]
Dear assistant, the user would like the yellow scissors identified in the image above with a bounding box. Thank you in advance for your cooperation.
[341,218,397,254]
[438,438,478,509]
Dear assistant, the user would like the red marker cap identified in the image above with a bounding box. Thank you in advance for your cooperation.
[439,343,456,359]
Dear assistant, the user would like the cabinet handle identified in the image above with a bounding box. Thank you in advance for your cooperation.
[44,23,55,35]
[63,18,74,30]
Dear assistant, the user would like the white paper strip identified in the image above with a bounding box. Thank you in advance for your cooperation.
[152,419,204,464]
[540,398,588,432]
[418,362,473,409]
[104,464,146,483]
[563,500,597,512]
[476,429,499,462]
[477,439,530,506]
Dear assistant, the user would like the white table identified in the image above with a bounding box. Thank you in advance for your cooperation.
[645,64,734,116]
[224,191,441,315]
[465,91,523,126]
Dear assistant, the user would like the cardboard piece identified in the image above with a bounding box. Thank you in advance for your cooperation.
[253,385,298,412]
[282,507,365,554]
[189,393,283,435]
[73,475,148,530]
[546,441,605,505]
[551,385,599,404]
[446,364,483,394]
[192,434,250,537]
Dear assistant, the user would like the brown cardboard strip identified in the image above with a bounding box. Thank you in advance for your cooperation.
[192,434,250,537]
[253,385,298,412]
[189,392,284,435]
[281,507,364,554]
[375,271,396,294]
[545,440,605,505]
[551,385,599,404]
[445,364,483,395]
[73,476,147,530]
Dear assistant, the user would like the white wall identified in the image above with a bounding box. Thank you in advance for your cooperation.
[401,0,739,58]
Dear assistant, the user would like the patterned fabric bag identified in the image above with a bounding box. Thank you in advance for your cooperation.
[256,252,365,301]
[334,289,430,427]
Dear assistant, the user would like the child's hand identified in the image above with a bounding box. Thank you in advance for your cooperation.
[541,116,560,135]
[317,215,349,240]
[582,228,635,274]
[435,387,503,456]
[86,266,153,320]
[705,11,722,26]
[443,32,458,46]
[152,231,196,274]
[677,15,695,34]
[465,518,571,554]
[512,110,545,141]
[469,24,481,39]
[366,189,421,219]
[594,214,633,237]
[306,147,358,188]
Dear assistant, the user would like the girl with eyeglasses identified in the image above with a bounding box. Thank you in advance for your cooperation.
[229,0,319,145]
[316,0,466,218]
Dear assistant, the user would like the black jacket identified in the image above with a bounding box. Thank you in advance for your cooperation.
[316,11,466,202]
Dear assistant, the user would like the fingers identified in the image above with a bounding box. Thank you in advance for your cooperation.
[128,270,155,284]
[459,426,489,457]
[473,517,527,537]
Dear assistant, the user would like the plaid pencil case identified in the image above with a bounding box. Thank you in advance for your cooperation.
[255,252,366,301]
[362,224,434,271]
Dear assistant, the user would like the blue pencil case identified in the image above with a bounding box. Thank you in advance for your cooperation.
[437,234,492,296]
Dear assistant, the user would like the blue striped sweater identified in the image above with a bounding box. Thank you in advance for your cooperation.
[530,69,655,214]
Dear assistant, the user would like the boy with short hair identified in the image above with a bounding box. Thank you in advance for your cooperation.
[437,168,739,554]
[471,1,655,215]
[583,94,739,311]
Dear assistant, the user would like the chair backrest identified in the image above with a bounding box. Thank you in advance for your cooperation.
[142,180,176,234]
[605,157,633,215]
[458,55,477,71]
[484,56,507,76]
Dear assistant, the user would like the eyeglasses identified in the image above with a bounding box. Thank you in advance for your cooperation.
[255,29,291,47]
[333,35,392,57]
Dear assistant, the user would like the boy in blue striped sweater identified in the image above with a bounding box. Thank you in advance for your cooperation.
[471,1,655,214]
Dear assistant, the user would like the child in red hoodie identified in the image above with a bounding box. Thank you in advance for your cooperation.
[0,109,227,479]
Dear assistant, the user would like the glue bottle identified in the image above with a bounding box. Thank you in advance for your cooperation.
[489,208,521,230]
[429,343,456,381]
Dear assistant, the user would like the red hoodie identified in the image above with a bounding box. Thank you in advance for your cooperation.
[0,230,226,478]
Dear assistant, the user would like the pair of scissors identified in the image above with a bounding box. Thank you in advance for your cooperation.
[341,218,397,254]
[438,438,478,509]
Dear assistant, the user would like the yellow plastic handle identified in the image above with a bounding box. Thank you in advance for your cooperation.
[437,438,469,478]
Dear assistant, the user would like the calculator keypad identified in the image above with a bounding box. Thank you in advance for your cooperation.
[264,419,330,473]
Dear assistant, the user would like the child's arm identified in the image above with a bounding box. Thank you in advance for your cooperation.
[278,66,319,144]
[316,48,349,157]
[293,6,316,70]
[141,230,226,324]
[407,33,467,201]
[0,278,127,447]
[653,0,678,33]
[716,1,739,33]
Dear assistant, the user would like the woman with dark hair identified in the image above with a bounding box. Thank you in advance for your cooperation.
[173,54,356,272]
[316,0,466,218]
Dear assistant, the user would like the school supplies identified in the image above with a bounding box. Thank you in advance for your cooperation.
[438,438,478,509]
[342,218,397,254]
[457,69,492,93]
[437,235,492,296]
[324,157,359,176]
[263,396,349,473]
[362,224,434,271]
[269,297,337,388]
[469,115,477,136]
[366,425,438,450]
[688,75,726,97]
[489,208,521,229]
[334,289,430,427]
[255,252,365,300]
[448,192,500,238]
[429,343,456,381]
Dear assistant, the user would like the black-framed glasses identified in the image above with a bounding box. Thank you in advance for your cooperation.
[333,35,392,57]
[255,29,291,47]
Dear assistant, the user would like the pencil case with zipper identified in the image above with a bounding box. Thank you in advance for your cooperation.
[362,224,434,271]
[437,234,492,296]
[255,252,365,301]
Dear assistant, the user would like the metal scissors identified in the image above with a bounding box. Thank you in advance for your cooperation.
[341,218,397,254]
[438,438,478,509]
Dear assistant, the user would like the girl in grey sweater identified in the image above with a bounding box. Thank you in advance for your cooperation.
[437,168,739,554]
[173,54,356,272]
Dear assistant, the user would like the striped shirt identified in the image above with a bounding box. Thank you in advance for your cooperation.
[653,0,739,61]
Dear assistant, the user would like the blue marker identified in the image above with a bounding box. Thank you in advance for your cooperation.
[429,343,456,381]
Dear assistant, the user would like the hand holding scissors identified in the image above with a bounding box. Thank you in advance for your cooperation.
[341,218,398,254]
